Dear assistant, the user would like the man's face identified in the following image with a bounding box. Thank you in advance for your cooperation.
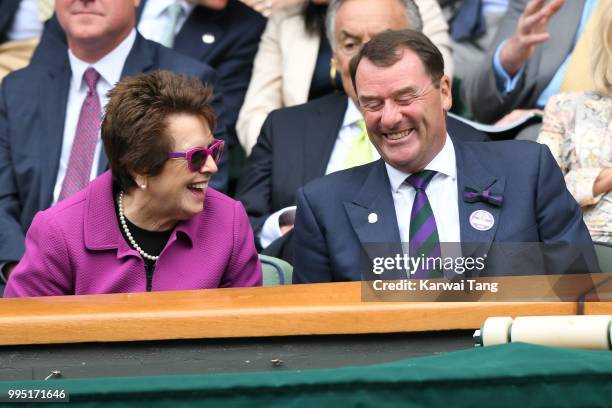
[355,49,452,174]
[333,0,408,103]
[56,0,139,47]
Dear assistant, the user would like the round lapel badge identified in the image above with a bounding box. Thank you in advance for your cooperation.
[202,33,215,44]
[368,213,378,224]
[469,210,494,231]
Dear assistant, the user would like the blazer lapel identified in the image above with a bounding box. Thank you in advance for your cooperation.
[302,93,348,182]
[174,7,222,61]
[344,160,402,263]
[454,141,505,259]
[120,33,155,78]
[39,59,71,208]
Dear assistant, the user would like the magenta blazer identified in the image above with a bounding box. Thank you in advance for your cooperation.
[4,171,262,297]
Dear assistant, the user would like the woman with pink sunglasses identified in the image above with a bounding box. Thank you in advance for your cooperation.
[4,71,262,297]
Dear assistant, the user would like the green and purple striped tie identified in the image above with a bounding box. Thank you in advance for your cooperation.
[406,170,442,279]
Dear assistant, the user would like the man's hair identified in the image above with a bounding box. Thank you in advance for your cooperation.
[592,0,612,95]
[102,70,216,192]
[325,0,423,50]
[349,29,445,95]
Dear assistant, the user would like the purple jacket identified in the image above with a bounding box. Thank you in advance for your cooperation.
[4,171,262,297]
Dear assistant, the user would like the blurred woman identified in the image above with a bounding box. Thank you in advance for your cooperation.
[5,71,262,297]
[537,1,612,243]
[236,0,453,155]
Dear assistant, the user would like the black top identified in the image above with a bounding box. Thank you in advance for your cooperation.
[114,194,173,291]
[308,32,343,101]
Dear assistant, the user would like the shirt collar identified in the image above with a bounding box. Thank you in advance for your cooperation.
[386,134,457,193]
[143,0,196,19]
[68,28,137,90]
[342,98,363,128]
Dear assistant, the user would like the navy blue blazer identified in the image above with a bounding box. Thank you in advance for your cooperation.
[137,0,266,145]
[292,139,599,283]
[0,32,224,263]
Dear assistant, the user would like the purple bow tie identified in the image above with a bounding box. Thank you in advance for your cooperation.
[463,187,503,207]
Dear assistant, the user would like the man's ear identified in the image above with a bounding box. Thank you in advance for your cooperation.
[439,75,452,113]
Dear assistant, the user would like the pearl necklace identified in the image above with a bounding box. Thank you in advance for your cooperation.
[117,191,159,261]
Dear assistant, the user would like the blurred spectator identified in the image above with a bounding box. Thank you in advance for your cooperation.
[0,0,53,80]
[537,0,612,243]
[0,0,221,289]
[445,0,509,81]
[462,0,603,128]
[137,0,266,148]
[236,0,454,156]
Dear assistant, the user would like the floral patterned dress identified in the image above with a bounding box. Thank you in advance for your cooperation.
[538,91,611,243]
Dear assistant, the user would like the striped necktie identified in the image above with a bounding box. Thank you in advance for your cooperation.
[406,170,442,279]
[58,67,101,201]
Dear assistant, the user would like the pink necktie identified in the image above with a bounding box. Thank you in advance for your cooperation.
[59,67,101,201]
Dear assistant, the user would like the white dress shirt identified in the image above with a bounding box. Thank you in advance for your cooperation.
[259,98,379,248]
[385,135,461,257]
[52,29,137,205]
[6,0,43,41]
[137,0,196,44]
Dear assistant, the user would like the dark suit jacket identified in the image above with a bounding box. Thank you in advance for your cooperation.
[236,92,489,252]
[292,140,599,283]
[462,0,586,123]
[137,0,266,144]
[0,32,221,263]
[0,0,20,43]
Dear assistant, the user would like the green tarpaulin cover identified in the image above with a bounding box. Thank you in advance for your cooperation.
[2,342,612,407]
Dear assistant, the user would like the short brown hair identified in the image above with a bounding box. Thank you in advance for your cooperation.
[102,71,216,192]
[349,29,444,94]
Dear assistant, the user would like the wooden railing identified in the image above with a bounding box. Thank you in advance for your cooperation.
[1,277,611,346]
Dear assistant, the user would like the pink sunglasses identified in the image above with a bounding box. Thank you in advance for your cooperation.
[167,140,224,171]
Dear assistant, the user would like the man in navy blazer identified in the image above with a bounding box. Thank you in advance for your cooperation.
[136,0,266,145]
[0,0,223,288]
[292,29,598,283]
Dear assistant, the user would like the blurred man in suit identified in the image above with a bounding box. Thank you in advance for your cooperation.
[136,0,266,146]
[0,0,222,292]
[462,0,601,128]
[292,29,597,283]
[236,0,487,262]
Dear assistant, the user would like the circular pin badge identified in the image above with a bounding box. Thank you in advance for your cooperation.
[469,210,494,231]
[202,33,215,44]
[368,213,378,224]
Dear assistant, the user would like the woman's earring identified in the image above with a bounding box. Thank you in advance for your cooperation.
[140,184,147,189]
